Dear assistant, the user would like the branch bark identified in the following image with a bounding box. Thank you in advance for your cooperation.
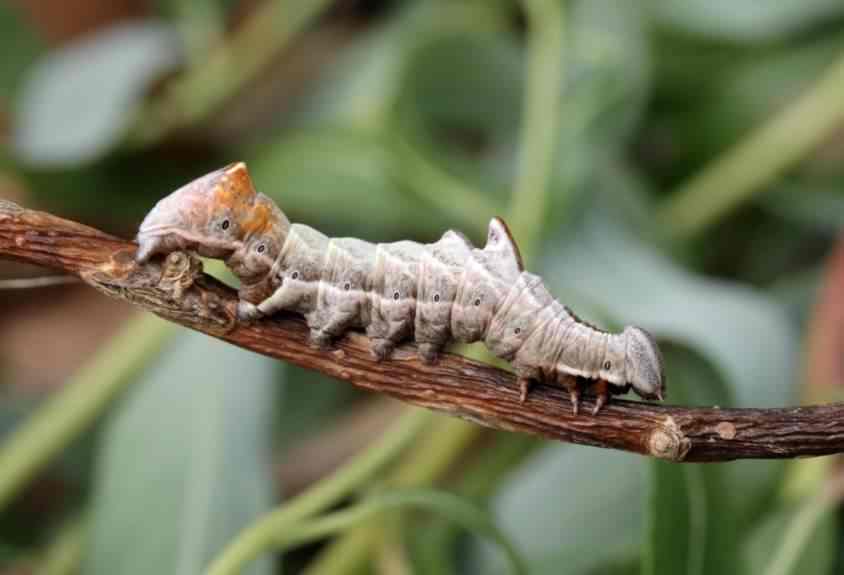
[2,201,843,462]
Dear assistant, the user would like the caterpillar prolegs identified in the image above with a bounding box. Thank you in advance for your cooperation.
[136,163,666,414]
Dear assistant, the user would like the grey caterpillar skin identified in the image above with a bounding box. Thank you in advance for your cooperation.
[137,164,666,414]
[415,231,474,361]
[239,218,665,414]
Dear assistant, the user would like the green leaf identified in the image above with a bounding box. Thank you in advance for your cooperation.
[393,31,523,195]
[272,364,363,445]
[14,22,182,166]
[584,557,641,575]
[83,331,278,575]
[643,357,742,575]
[155,0,226,64]
[544,0,653,231]
[405,433,539,575]
[645,463,742,575]
[20,156,220,225]
[648,0,844,42]
[762,181,844,234]
[0,3,42,103]
[295,0,509,130]
[0,391,96,524]
[745,499,837,575]
[0,392,42,439]
[472,445,645,575]
[565,0,650,151]
[684,33,844,164]
[268,489,528,575]
[277,0,647,244]
[389,0,649,230]
[768,265,823,328]
[246,128,441,240]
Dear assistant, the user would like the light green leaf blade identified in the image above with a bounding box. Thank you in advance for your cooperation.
[390,0,649,207]
[156,0,226,64]
[83,330,278,575]
[295,0,508,131]
[645,461,697,575]
[746,499,837,575]
[564,0,650,151]
[763,181,844,234]
[684,33,844,163]
[648,0,844,42]
[472,444,644,575]
[0,3,42,102]
[645,463,742,575]
[643,361,743,575]
[14,22,182,166]
[246,128,440,240]
[267,488,528,575]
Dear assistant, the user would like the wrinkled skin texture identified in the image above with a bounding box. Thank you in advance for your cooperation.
[137,164,666,414]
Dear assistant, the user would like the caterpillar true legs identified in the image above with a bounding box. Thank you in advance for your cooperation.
[136,162,666,414]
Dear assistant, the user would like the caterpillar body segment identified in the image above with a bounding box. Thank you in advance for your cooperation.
[136,164,666,413]
[414,231,471,362]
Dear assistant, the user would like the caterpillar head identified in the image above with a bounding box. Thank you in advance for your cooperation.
[136,163,259,262]
[623,326,665,401]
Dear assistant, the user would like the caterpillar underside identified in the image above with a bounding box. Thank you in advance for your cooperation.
[135,163,666,414]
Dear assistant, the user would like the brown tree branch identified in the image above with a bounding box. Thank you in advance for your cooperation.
[2,200,843,462]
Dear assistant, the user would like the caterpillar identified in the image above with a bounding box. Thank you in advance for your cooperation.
[136,162,665,414]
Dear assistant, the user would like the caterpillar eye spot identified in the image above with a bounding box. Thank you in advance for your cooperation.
[344,282,351,291]
[514,327,521,335]
[433,293,440,303]
[221,219,230,231]
[604,360,611,370]
[256,244,266,254]
[393,291,400,300]
[474,298,481,307]
[291,271,299,280]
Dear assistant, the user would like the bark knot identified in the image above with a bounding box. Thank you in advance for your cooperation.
[648,416,691,461]
[715,421,736,440]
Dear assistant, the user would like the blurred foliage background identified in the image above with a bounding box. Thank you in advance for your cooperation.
[1,0,844,573]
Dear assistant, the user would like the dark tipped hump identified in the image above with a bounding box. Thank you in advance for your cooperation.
[484,217,524,272]
[562,305,608,334]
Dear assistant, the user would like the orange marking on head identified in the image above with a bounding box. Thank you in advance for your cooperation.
[211,163,257,209]
[225,163,256,202]
[240,202,274,236]
[213,184,252,212]
[225,162,248,178]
